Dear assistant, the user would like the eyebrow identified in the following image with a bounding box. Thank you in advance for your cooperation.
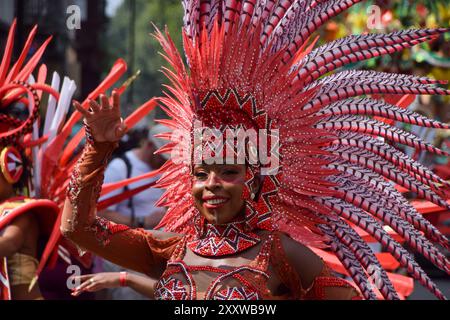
[194,164,243,170]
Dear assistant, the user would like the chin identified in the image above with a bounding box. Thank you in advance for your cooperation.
[207,213,221,225]
[204,211,225,225]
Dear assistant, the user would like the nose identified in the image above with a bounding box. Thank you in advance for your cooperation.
[205,171,221,190]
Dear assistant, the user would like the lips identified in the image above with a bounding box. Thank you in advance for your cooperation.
[202,196,229,209]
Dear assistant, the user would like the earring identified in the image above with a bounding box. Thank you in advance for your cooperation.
[0,146,23,184]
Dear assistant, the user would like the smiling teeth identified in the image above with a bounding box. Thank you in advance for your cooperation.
[206,199,227,205]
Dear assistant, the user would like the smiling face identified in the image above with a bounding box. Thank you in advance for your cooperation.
[192,163,248,225]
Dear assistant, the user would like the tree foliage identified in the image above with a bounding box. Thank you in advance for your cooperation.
[106,0,183,115]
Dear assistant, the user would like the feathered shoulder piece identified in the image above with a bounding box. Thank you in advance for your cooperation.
[152,0,450,299]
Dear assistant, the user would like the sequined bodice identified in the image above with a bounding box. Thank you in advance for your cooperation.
[154,235,274,300]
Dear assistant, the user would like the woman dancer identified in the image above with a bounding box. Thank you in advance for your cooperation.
[62,0,450,300]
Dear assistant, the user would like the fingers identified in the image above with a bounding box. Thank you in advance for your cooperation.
[101,94,112,111]
[112,90,120,111]
[89,99,101,113]
[84,281,101,293]
[71,277,92,296]
[71,276,101,296]
[115,120,128,139]
[75,90,119,116]
[72,284,100,296]
[70,274,92,282]
[73,100,90,117]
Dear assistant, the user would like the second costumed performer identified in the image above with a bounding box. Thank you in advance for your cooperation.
[61,0,450,300]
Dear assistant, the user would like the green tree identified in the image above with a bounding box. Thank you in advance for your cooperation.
[106,0,183,117]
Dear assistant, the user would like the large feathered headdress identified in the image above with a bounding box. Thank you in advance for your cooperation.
[151,0,450,300]
[0,19,60,190]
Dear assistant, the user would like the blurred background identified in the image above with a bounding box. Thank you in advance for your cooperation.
[0,0,184,119]
[0,0,449,299]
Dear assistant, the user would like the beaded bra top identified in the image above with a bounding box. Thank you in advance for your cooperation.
[154,222,276,300]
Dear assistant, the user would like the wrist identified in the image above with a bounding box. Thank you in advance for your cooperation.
[119,271,128,287]
[79,139,118,172]
[84,120,96,145]
[83,118,125,145]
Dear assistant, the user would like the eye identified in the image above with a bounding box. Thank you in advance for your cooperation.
[193,171,208,180]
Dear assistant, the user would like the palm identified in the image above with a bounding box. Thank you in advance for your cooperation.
[74,91,126,143]
[86,106,121,142]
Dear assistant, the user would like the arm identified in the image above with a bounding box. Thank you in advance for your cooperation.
[98,209,133,226]
[125,272,158,298]
[275,233,362,300]
[71,272,158,298]
[99,209,165,229]
[303,264,363,300]
[60,92,181,278]
[0,214,30,257]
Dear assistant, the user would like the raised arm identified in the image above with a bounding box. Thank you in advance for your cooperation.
[60,92,180,278]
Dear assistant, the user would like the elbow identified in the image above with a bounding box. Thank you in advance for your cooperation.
[60,224,83,243]
[60,202,83,242]
[60,225,76,243]
[60,225,73,240]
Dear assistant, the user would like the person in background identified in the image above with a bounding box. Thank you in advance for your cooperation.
[95,123,169,300]
[0,22,60,300]
[100,123,168,229]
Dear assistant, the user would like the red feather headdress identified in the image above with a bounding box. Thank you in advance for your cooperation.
[150,0,450,300]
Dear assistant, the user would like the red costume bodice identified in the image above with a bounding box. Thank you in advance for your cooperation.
[154,233,275,300]
[153,220,362,300]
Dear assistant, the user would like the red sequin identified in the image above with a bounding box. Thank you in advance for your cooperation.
[155,233,274,300]
[188,220,261,256]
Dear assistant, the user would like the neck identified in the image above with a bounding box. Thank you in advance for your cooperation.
[133,148,145,162]
[197,212,253,238]
[189,214,261,257]
[134,148,158,168]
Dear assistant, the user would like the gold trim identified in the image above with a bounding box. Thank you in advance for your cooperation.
[0,146,20,184]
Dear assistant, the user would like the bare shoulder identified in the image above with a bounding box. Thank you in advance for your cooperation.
[276,233,325,288]
[10,209,37,229]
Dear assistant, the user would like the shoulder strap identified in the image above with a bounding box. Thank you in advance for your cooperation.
[117,154,135,223]
[250,233,274,272]
[0,198,58,234]
[118,153,133,184]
